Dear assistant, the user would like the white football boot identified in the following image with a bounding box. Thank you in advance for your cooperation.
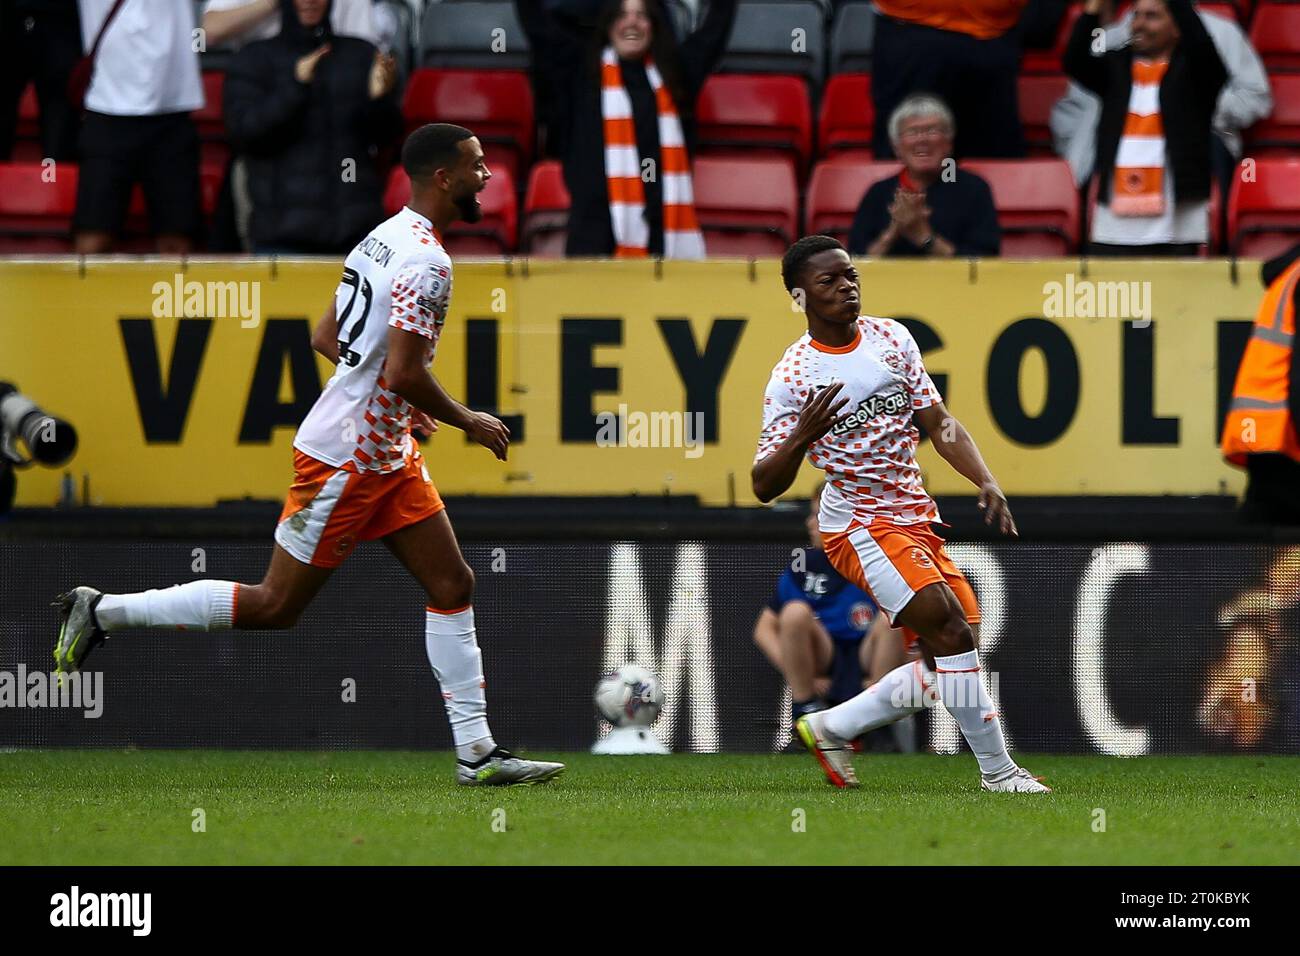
[795,711,859,789]
[456,748,565,787]
[981,766,1052,793]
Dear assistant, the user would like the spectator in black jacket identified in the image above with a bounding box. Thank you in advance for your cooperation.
[848,95,1001,258]
[516,0,737,258]
[1064,0,1227,255]
[224,0,402,254]
[0,0,81,162]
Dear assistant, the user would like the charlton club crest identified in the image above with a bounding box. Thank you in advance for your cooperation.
[849,602,874,631]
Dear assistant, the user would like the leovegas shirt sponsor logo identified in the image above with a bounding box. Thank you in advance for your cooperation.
[829,387,910,436]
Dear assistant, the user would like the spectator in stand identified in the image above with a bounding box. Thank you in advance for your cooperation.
[516,0,737,258]
[871,0,1028,159]
[72,0,205,254]
[0,0,82,162]
[201,0,380,252]
[1052,0,1270,203]
[1064,0,1227,255]
[847,95,1001,258]
[201,0,378,49]
[223,0,402,254]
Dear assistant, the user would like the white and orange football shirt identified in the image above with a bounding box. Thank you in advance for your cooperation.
[755,315,942,532]
[294,206,452,473]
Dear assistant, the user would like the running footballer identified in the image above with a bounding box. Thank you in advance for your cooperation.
[53,124,563,787]
[753,235,1049,793]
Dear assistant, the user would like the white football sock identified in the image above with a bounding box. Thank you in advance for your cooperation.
[424,605,496,763]
[822,660,934,740]
[95,581,238,631]
[934,649,1015,778]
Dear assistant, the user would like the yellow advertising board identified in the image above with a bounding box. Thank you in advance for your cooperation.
[0,257,1262,507]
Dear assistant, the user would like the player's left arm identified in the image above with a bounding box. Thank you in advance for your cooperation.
[386,328,509,461]
[915,402,1017,537]
[383,258,507,458]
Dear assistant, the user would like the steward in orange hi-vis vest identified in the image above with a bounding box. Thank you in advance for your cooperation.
[1221,255,1300,467]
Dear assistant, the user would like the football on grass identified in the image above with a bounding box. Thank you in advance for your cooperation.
[594,665,665,728]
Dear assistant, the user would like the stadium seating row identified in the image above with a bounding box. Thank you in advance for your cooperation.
[408,0,1300,84]
[1,154,1295,257]
[396,68,1300,185]
[0,163,225,253]
[13,65,1298,184]
[390,154,1296,257]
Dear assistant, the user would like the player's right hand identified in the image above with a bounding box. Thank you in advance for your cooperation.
[795,382,853,445]
[466,411,510,461]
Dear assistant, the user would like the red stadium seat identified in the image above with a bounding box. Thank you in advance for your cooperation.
[13,84,41,160]
[199,163,225,217]
[693,155,798,256]
[402,68,534,184]
[1229,157,1300,258]
[193,72,225,140]
[962,158,1080,255]
[383,166,408,216]
[522,160,570,257]
[0,161,78,252]
[696,74,813,176]
[818,73,873,158]
[16,84,38,138]
[384,164,518,255]
[1021,3,1081,74]
[1249,6,1300,72]
[805,157,901,246]
[1246,74,1300,154]
[193,72,231,170]
[1018,74,1069,156]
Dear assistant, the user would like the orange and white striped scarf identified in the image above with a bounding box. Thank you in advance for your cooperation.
[1110,59,1168,217]
[600,48,706,259]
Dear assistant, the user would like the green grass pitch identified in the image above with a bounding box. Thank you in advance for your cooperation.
[1,751,1297,865]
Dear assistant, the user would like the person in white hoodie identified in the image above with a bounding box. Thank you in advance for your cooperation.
[1051,0,1271,197]
[201,0,377,48]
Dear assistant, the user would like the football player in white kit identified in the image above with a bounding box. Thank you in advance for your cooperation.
[753,235,1048,793]
[53,124,564,787]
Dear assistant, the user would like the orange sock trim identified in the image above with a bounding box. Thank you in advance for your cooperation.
[426,604,471,615]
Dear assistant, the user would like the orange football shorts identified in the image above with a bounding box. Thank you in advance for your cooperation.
[274,449,445,568]
[822,517,980,647]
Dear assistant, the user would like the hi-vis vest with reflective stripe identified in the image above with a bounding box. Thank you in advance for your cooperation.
[1221,260,1300,467]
